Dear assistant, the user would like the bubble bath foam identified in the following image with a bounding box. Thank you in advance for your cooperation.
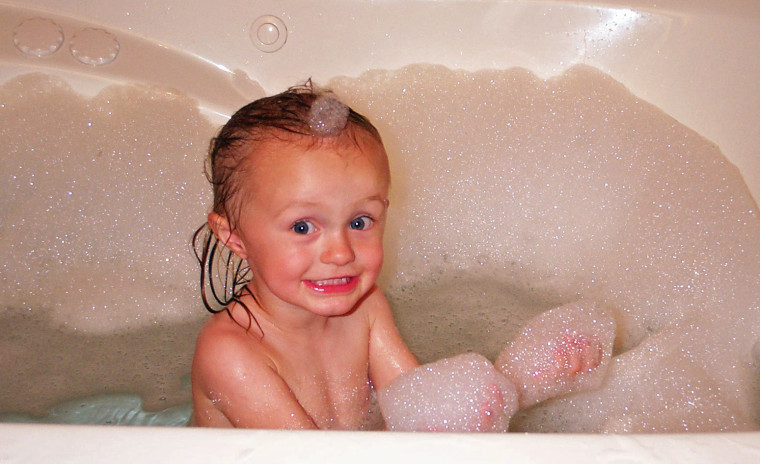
[1,0,759,462]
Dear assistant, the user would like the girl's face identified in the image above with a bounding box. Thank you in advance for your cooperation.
[227,132,390,321]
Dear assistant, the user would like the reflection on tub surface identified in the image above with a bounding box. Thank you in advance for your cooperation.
[1,65,759,432]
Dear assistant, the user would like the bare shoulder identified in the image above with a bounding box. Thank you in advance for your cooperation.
[192,311,268,396]
[365,285,419,390]
[362,284,394,322]
[191,308,318,428]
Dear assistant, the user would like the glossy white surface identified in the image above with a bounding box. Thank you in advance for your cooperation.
[1,424,760,463]
[3,0,759,201]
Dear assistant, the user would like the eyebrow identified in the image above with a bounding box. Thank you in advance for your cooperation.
[274,195,388,218]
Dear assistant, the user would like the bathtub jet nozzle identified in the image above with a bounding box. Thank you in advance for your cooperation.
[308,94,349,136]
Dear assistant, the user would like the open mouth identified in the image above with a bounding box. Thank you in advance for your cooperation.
[304,276,358,294]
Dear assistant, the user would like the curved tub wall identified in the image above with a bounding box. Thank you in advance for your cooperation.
[5,0,758,202]
[1,0,759,461]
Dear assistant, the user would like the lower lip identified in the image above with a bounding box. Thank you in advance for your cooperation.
[304,277,359,294]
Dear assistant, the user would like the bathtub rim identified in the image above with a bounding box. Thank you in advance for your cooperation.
[2,423,760,463]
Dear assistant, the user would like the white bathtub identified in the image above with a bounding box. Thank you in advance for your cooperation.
[1,0,759,461]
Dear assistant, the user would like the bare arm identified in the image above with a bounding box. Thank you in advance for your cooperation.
[366,286,419,391]
[191,322,318,429]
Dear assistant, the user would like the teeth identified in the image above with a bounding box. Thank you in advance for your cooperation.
[312,277,351,286]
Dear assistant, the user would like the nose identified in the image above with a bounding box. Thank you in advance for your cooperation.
[320,230,356,266]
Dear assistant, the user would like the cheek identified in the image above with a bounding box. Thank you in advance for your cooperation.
[252,250,313,292]
[359,237,385,271]
[247,237,311,278]
[276,245,315,274]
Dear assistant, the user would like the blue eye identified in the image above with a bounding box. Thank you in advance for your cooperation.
[292,220,315,235]
[350,216,373,230]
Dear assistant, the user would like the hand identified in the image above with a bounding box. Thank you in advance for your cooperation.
[378,353,519,432]
[495,301,615,408]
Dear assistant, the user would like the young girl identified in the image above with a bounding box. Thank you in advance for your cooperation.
[191,83,419,429]
[191,83,610,431]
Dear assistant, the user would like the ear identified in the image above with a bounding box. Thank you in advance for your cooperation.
[208,212,248,260]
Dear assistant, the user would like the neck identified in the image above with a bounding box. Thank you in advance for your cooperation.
[235,284,330,337]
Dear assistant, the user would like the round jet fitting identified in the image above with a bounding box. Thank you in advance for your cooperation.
[70,28,120,66]
[13,17,64,57]
[250,15,287,53]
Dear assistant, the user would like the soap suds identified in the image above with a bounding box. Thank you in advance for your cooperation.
[1,65,759,432]
[331,64,760,432]
[0,74,215,414]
